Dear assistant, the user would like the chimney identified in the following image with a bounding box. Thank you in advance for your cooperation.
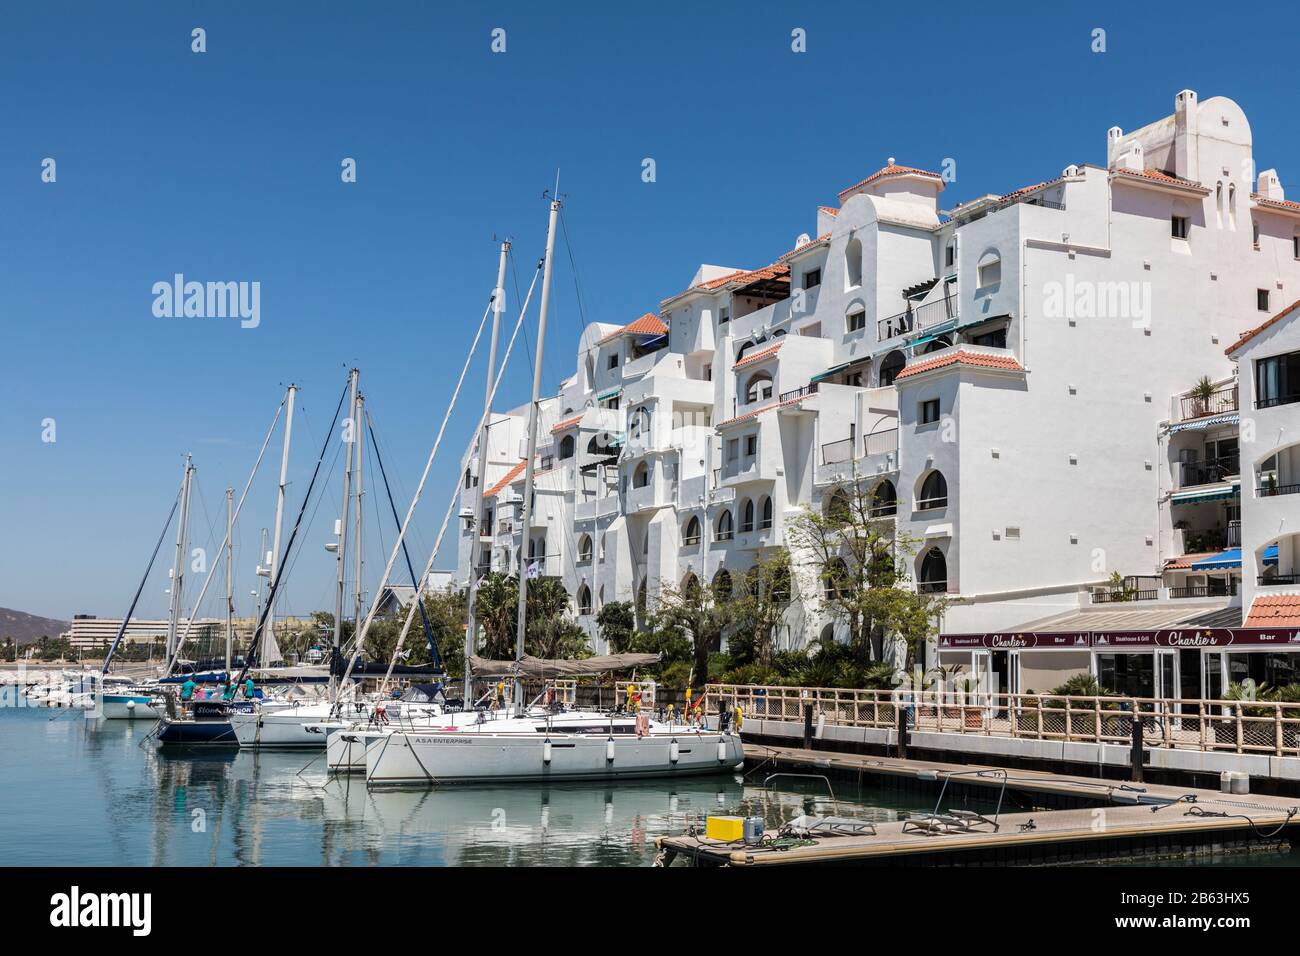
[1257,168,1285,202]
[1107,127,1124,168]
[1174,89,1199,182]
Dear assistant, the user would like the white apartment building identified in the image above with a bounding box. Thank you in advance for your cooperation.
[457,89,1300,698]
[62,614,221,652]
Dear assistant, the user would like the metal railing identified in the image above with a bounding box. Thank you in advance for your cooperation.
[706,684,1300,758]
[864,428,899,458]
[1168,583,1236,599]
[1177,384,1238,421]
[1091,588,1159,603]
[779,383,819,402]
[877,296,958,342]
[1178,456,1239,488]
[1258,481,1300,498]
[1260,573,1300,586]
[821,437,854,464]
[1256,392,1300,410]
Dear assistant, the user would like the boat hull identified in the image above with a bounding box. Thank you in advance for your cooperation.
[365,729,744,786]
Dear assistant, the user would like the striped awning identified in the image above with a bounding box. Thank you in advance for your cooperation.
[1191,548,1241,570]
[1171,481,1240,504]
[595,387,622,401]
[1168,412,1239,434]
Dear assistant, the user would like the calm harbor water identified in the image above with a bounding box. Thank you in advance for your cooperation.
[0,707,946,866]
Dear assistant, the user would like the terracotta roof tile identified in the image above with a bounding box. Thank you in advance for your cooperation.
[1244,595,1300,629]
[838,163,944,203]
[597,312,668,345]
[1112,167,1209,193]
[1226,298,1300,356]
[779,233,831,262]
[550,413,584,433]
[733,341,783,370]
[1251,193,1300,214]
[483,460,526,499]
[894,349,1025,381]
[819,206,840,217]
[716,392,812,428]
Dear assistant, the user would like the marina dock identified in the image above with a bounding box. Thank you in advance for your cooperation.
[655,743,1300,866]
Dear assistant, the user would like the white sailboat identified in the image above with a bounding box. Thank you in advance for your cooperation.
[357,188,744,786]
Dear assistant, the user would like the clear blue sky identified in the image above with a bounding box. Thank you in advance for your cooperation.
[4,1,1299,622]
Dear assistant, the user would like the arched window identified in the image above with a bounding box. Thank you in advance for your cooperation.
[760,495,773,530]
[823,557,849,599]
[918,470,948,510]
[920,335,951,354]
[736,341,754,363]
[558,434,575,459]
[585,353,595,388]
[825,489,851,522]
[588,433,619,457]
[740,498,755,533]
[578,534,593,564]
[683,515,701,546]
[463,467,475,489]
[598,531,607,562]
[577,584,593,615]
[598,584,605,608]
[629,406,651,440]
[977,251,1001,288]
[879,350,906,386]
[919,547,948,593]
[819,622,836,644]
[632,461,650,488]
[745,371,774,404]
[870,480,897,517]
[715,509,734,541]
[713,569,732,600]
[681,572,700,597]
[844,235,863,289]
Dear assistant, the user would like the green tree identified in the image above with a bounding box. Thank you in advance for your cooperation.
[460,573,587,661]
[596,601,636,653]
[362,590,468,676]
[787,477,947,672]
[729,551,793,666]
[652,575,733,689]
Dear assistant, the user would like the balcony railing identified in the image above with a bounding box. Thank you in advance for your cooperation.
[1258,481,1300,498]
[863,428,899,458]
[1178,456,1239,488]
[1260,573,1300,587]
[779,383,819,402]
[1177,384,1238,421]
[1169,582,1236,599]
[1256,392,1300,410]
[821,437,854,464]
[1091,588,1159,603]
[877,296,959,342]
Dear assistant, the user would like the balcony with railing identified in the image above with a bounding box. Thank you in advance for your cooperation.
[877,296,959,343]
[1176,383,1238,422]
[1177,455,1240,489]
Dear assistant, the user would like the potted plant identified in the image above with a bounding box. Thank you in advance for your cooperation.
[1189,375,1217,418]
[928,663,964,719]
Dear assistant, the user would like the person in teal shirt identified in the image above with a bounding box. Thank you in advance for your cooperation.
[244,677,255,699]
[180,678,197,701]
[221,683,236,702]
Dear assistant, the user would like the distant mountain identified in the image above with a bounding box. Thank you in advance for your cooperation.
[0,607,69,644]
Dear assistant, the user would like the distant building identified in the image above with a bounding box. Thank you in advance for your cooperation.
[373,571,457,618]
[61,614,221,651]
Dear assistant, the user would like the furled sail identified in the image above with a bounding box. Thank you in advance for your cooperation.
[468,653,661,679]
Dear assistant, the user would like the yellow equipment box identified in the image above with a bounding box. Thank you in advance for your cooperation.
[705,815,745,842]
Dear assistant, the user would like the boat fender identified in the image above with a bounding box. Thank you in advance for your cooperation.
[543,738,553,764]
[669,738,680,764]
[734,705,743,729]
[717,738,727,762]
[606,736,616,763]
[126,699,136,711]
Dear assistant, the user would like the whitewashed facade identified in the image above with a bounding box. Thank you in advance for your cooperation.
[456,90,1300,680]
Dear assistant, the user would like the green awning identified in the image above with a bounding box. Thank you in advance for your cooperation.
[1171,482,1240,504]
[596,387,622,401]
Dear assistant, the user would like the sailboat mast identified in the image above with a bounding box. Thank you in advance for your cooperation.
[165,454,194,663]
[225,487,234,672]
[332,370,359,698]
[267,384,297,667]
[353,391,366,633]
[514,193,561,702]
[464,239,510,702]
